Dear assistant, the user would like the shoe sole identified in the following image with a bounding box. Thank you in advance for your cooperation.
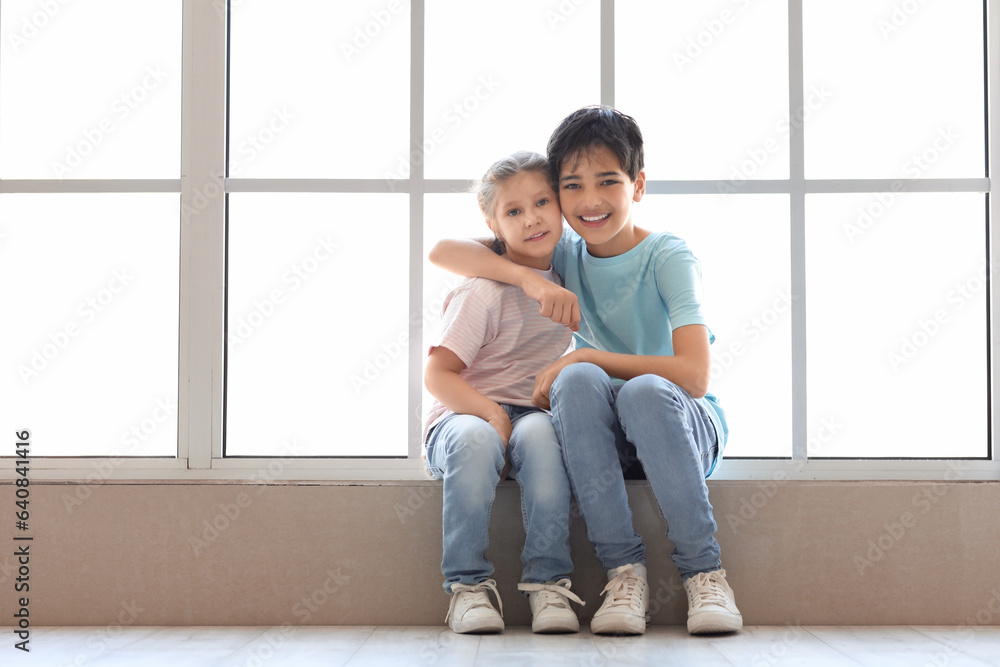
[533,619,580,634]
[688,611,743,635]
[450,619,504,634]
[590,613,647,636]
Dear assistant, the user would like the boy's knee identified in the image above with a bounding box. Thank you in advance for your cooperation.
[618,374,684,410]
[551,361,608,393]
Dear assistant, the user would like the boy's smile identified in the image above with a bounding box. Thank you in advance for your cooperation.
[558,145,647,257]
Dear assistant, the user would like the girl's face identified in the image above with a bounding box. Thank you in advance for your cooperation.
[488,170,563,271]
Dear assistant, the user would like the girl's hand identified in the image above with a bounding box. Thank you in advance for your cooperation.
[532,350,589,410]
[487,409,513,481]
[486,409,512,449]
[519,272,580,332]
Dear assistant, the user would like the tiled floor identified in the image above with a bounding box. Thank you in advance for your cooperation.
[16,625,1000,666]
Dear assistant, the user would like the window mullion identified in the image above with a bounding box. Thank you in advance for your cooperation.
[408,0,426,458]
[788,0,808,462]
[987,0,998,463]
[601,0,614,107]
[179,0,227,468]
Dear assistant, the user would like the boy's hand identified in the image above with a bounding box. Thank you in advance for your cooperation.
[532,350,588,410]
[519,272,580,332]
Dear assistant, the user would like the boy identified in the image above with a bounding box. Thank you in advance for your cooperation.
[428,106,740,636]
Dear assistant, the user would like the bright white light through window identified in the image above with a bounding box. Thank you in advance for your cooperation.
[0,0,181,179]
[226,194,410,457]
[228,0,410,179]
[803,0,985,179]
[806,192,987,458]
[616,0,789,181]
[0,195,179,457]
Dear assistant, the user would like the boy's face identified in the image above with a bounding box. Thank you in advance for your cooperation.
[488,169,563,271]
[557,145,645,258]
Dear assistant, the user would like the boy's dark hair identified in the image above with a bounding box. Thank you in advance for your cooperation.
[546,105,644,182]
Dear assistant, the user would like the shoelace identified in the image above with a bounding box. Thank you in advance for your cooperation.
[600,565,644,611]
[445,579,504,623]
[686,571,730,609]
[517,580,585,611]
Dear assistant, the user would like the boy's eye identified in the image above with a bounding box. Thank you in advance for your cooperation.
[562,183,579,190]
[537,198,550,206]
[601,179,619,186]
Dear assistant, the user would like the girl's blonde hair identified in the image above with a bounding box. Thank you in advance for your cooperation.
[472,151,552,255]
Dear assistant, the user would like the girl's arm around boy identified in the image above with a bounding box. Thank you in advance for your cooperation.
[429,238,580,332]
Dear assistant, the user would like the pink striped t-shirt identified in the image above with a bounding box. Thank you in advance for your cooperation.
[423,269,573,441]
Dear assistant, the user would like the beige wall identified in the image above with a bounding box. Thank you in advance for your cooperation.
[2,480,999,627]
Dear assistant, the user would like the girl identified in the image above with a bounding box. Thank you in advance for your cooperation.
[423,151,584,634]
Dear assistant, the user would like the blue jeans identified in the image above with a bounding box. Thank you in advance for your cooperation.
[425,405,573,592]
[549,363,723,580]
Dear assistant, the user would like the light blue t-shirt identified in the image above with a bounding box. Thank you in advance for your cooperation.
[551,228,729,455]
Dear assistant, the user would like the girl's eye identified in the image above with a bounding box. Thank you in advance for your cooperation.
[537,198,550,206]
[506,208,521,217]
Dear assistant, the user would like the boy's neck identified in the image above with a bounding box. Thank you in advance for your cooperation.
[585,224,651,258]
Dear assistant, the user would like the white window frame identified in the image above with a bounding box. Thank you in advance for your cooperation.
[2,0,997,481]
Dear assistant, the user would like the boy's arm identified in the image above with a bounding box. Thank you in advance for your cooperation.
[532,324,712,408]
[425,345,512,447]
[428,238,580,330]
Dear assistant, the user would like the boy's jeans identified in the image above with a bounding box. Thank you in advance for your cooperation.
[425,405,573,592]
[549,363,723,580]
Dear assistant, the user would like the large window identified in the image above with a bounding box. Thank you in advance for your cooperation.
[1,1,996,480]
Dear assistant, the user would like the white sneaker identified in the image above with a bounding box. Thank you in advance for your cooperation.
[517,579,585,633]
[683,569,743,634]
[590,563,648,635]
[446,579,504,634]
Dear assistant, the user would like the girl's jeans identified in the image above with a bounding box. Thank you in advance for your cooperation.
[549,363,723,580]
[425,405,573,592]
